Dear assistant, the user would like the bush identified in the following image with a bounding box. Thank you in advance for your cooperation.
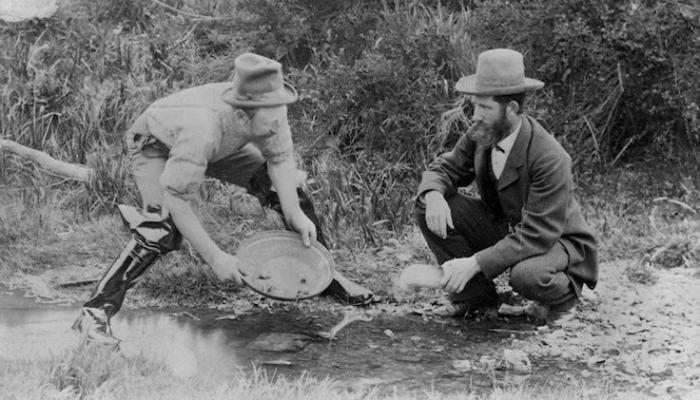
[2,0,699,240]
[464,0,700,167]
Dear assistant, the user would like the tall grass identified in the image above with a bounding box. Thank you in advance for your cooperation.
[2,0,699,267]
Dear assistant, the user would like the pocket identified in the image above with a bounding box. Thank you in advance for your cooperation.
[127,131,169,158]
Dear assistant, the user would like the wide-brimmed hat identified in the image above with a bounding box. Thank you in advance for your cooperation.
[456,49,544,96]
[222,53,298,107]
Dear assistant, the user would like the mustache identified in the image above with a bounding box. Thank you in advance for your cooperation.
[466,120,490,139]
[468,119,487,130]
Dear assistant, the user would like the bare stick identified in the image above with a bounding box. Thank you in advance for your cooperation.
[610,135,638,168]
[0,139,94,182]
[653,197,697,214]
[318,311,373,340]
[582,115,601,156]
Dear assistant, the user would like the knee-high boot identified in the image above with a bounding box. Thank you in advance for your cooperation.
[73,204,181,346]
[247,164,373,306]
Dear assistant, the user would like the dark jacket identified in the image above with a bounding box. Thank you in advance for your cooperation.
[417,115,598,293]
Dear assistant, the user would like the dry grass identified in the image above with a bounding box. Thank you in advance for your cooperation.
[0,342,640,400]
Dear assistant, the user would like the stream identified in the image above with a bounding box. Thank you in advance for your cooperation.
[0,286,618,396]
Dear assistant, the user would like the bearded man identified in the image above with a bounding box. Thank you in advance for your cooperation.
[413,49,598,326]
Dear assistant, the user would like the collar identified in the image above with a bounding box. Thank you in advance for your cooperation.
[495,117,522,154]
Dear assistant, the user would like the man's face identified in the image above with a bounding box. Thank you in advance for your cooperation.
[249,105,291,139]
[466,95,512,148]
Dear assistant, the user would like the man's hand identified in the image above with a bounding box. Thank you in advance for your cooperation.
[440,257,480,293]
[209,251,244,285]
[425,190,454,239]
[286,211,317,246]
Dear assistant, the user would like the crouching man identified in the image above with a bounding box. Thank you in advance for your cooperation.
[413,49,598,326]
[74,53,373,346]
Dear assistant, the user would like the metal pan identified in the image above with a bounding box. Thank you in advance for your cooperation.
[236,231,334,301]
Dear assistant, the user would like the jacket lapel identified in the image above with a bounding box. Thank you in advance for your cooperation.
[497,116,531,191]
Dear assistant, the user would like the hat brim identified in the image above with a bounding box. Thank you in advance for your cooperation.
[455,75,544,96]
[221,82,299,107]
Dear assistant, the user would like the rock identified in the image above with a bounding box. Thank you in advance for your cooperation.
[586,355,607,368]
[0,0,57,22]
[396,264,443,288]
[546,344,563,357]
[503,349,532,375]
[452,359,472,373]
[479,355,498,370]
[498,304,527,317]
[647,357,668,375]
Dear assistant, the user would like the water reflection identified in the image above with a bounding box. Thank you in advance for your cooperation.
[0,288,246,377]
[1,286,613,396]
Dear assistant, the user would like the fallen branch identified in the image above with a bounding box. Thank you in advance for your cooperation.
[318,310,373,340]
[0,139,94,182]
[653,196,697,214]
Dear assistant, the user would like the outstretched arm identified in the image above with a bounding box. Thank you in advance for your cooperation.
[162,191,243,284]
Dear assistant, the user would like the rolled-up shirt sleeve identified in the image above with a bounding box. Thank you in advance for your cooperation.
[253,115,294,165]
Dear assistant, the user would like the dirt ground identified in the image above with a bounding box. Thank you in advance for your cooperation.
[342,237,700,399]
[6,227,700,400]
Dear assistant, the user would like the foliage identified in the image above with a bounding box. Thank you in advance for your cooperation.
[464,0,700,169]
[1,0,699,241]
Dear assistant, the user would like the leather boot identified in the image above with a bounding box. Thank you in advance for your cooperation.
[72,204,181,347]
[247,164,374,305]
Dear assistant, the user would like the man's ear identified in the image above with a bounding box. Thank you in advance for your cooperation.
[233,108,251,124]
[507,100,520,117]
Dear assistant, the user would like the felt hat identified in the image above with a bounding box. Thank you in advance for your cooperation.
[456,49,544,96]
[222,53,298,107]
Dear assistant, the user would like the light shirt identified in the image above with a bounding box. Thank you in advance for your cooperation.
[491,117,523,179]
[127,82,294,199]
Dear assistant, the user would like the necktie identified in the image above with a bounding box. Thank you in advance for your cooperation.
[491,145,506,179]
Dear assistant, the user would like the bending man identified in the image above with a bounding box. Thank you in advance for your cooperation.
[74,53,373,346]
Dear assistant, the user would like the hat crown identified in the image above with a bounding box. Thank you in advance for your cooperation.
[455,48,544,96]
[233,53,285,97]
[222,53,298,107]
[476,49,525,88]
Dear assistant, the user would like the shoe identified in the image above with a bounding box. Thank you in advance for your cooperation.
[433,288,499,318]
[72,307,121,348]
[323,271,374,306]
[433,302,472,317]
[525,300,578,327]
[546,301,578,328]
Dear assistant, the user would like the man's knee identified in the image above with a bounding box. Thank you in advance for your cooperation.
[510,263,552,295]
[510,261,572,302]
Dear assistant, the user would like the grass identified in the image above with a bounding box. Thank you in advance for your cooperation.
[0,343,652,400]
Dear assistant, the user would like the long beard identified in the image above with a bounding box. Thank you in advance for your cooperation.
[466,114,512,149]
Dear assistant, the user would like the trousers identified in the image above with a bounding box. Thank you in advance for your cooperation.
[414,192,578,308]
